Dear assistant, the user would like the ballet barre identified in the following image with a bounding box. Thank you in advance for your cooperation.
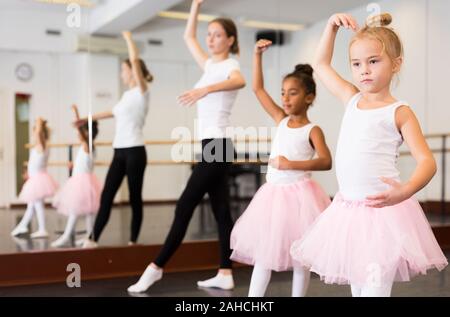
[24,137,272,169]
[25,137,272,149]
[400,133,449,221]
[41,159,268,167]
[24,132,449,222]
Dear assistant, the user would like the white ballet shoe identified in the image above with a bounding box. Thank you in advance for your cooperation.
[30,230,49,239]
[11,226,29,237]
[51,236,71,248]
[127,266,163,293]
[81,239,98,249]
[75,238,85,247]
[197,273,234,290]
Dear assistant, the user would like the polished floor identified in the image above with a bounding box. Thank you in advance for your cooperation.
[1,203,449,297]
[0,200,249,254]
[0,255,449,297]
[2,202,450,255]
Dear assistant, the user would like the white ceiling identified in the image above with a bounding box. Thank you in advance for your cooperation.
[0,0,373,33]
[169,0,372,25]
[0,0,103,12]
[0,0,62,11]
[137,0,373,32]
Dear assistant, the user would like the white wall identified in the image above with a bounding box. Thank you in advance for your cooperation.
[119,23,284,201]
[279,0,450,201]
[0,8,281,205]
[0,50,121,206]
[1,0,449,206]
[0,9,82,53]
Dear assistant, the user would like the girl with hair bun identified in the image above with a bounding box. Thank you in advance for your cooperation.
[51,105,102,248]
[290,13,448,297]
[230,39,332,297]
[12,117,58,239]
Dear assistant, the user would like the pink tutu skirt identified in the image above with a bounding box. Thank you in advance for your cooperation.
[19,172,58,203]
[53,173,102,216]
[290,193,448,285]
[230,178,331,271]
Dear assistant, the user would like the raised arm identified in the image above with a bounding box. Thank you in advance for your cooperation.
[205,69,245,93]
[72,105,89,151]
[253,39,286,125]
[177,69,245,107]
[183,0,209,69]
[122,31,148,94]
[314,13,359,104]
[72,104,81,122]
[72,104,86,135]
[35,117,47,150]
[74,109,112,128]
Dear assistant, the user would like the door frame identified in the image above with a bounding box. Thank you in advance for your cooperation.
[0,89,8,207]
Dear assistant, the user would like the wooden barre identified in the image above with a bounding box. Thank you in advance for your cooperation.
[29,150,450,167]
[422,133,450,139]
[39,159,269,167]
[399,148,450,156]
[25,138,273,149]
[25,132,450,149]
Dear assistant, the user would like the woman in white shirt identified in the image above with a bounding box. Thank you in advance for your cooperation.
[77,31,152,247]
[128,0,246,293]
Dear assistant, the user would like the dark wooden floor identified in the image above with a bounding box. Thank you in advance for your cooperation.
[1,256,449,297]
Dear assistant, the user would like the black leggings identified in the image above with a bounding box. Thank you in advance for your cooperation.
[154,138,235,269]
[91,146,147,243]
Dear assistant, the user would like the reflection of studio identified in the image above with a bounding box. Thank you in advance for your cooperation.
[0,0,449,298]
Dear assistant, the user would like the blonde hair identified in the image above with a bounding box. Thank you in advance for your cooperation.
[350,13,403,63]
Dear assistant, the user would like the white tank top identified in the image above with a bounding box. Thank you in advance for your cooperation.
[28,148,49,176]
[194,58,240,140]
[72,148,94,175]
[266,117,316,184]
[336,93,408,200]
[112,87,150,149]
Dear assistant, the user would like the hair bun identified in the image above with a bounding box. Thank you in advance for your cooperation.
[294,64,313,77]
[366,13,392,28]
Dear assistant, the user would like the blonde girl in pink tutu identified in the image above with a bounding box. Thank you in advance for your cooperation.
[290,13,448,297]
[230,39,332,297]
[11,117,58,239]
[51,105,102,248]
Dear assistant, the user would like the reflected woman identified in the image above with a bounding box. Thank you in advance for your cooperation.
[77,31,152,247]
[128,0,246,293]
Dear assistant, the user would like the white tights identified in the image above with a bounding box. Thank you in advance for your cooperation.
[16,200,46,231]
[248,263,310,297]
[59,214,94,240]
[350,282,393,297]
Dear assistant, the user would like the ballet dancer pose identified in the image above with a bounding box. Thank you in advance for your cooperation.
[128,0,246,293]
[79,31,152,247]
[51,105,102,248]
[230,39,332,297]
[12,117,58,239]
[290,13,448,297]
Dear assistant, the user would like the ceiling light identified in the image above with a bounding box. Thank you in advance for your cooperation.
[35,0,95,7]
[158,10,305,32]
[158,11,217,22]
[242,20,305,31]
